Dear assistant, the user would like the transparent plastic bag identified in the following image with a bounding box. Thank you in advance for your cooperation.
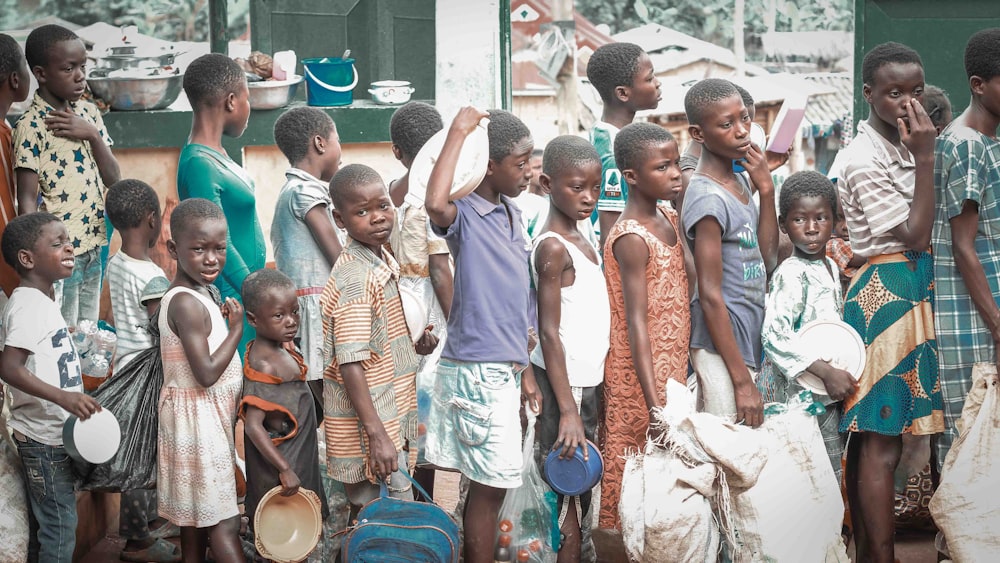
[494,411,557,563]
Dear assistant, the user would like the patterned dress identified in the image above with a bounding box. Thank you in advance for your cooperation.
[158,287,243,527]
[599,205,690,530]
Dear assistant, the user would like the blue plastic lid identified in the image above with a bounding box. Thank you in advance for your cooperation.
[543,440,604,497]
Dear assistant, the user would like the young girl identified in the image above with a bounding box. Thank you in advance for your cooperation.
[238,268,328,546]
[158,198,245,563]
[599,123,692,530]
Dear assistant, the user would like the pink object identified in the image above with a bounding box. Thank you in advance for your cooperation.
[766,94,808,154]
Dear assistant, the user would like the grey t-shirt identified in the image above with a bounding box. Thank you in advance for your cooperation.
[682,174,766,369]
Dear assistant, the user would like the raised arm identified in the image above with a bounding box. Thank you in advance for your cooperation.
[44,109,120,186]
[425,106,489,229]
[889,99,937,250]
[745,143,779,273]
[168,293,243,387]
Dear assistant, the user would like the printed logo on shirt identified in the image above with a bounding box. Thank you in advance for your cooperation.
[51,328,82,388]
[737,222,758,249]
[603,169,622,198]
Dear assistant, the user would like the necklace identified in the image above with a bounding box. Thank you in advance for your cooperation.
[693,171,749,203]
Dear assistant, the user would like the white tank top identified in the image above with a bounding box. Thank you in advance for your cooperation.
[529,231,610,387]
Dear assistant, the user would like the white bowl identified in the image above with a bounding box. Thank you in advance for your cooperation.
[63,408,121,464]
[368,80,414,105]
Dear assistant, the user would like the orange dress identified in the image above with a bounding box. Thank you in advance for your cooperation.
[598,205,690,530]
[0,121,20,296]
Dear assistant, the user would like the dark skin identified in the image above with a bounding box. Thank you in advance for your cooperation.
[424,107,542,563]
[295,123,344,265]
[0,221,103,420]
[845,61,937,563]
[688,94,778,428]
[17,39,120,214]
[243,286,305,497]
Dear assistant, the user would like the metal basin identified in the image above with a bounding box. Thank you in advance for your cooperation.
[87,72,183,111]
[248,75,303,110]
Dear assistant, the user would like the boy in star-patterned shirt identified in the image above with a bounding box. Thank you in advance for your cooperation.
[13,25,120,326]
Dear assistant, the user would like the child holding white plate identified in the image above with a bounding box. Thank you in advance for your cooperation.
[758,170,858,482]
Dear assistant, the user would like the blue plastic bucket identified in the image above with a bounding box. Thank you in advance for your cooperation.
[302,57,358,107]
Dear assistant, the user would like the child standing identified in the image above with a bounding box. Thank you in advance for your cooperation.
[0,212,102,562]
[836,42,941,563]
[0,34,30,299]
[105,179,179,563]
[158,198,245,563]
[530,135,607,561]
[271,106,343,394]
[424,107,542,563]
[599,123,691,530]
[585,42,661,242]
[239,268,328,545]
[759,171,858,482]
[386,101,450,498]
[681,78,779,428]
[14,24,121,326]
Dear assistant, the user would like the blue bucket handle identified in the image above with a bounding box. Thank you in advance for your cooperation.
[304,63,359,92]
[378,467,435,503]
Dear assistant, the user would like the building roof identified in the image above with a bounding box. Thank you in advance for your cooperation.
[613,23,768,77]
[510,0,615,53]
[637,73,833,120]
[761,31,853,61]
[800,72,853,136]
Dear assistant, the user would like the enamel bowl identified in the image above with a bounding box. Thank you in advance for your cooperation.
[254,486,323,563]
[63,408,121,464]
[368,80,414,105]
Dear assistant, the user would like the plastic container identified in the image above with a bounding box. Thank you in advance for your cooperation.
[408,117,490,204]
[302,57,358,106]
[543,440,603,497]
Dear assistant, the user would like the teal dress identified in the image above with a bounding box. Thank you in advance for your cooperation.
[177,143,265,355]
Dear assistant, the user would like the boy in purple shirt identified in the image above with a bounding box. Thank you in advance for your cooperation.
[425,107,541,563]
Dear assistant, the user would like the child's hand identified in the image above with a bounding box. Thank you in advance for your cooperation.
[734,379,764,427]
[414,325,439,355]
[554,411,588,460]
[809,360,859,402]
[898,99,936,157]
[449,106,489,137]
[58,391,102,420]
[366,428,399,481]
[742,143,774,197]
[221,297,244,334]
[521,370,542,416]
[278,467,301,496]
[44,110,99,143]
[765,146,791,172]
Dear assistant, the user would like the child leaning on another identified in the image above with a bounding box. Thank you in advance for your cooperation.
[424,107,542,563]
[104,179,179,563]
[0,212,103,562]
[600,123,692,531]
[530,135,608,561]
[158,198,245,563]
[239,269,329,545]
[271,106,344,396]
[14,24,121,326]
[758,171,858,483]
[0,33,30,299]
[681,78,779,428]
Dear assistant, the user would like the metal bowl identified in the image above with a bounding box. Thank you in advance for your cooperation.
[87,72,183,111]
[248,75,303,110]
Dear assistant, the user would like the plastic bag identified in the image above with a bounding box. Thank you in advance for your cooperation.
[79,341,163,492]
[494,411,557,563]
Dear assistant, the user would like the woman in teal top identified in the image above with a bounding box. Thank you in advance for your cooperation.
[177,53,264,355]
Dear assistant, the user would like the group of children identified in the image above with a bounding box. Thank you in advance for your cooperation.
[1,18,999,563]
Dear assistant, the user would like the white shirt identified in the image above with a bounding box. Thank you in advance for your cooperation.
[106,252,167,372]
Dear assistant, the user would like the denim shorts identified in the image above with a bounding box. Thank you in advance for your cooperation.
[424,359,523,489]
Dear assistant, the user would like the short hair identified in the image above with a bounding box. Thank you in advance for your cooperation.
[183,53,245,108]
[390,102,443,160]
[105,179,160,230]
[923,85,953,129]
[486,109,532,162]
[329,163,385,211]
[542,135,600,178]
[241,268,295,315]
[778,170,838,219]
[733,83,754,114]
[587,42,645,103]
[613,122,675,172]
[965,28,1000,82]
[684,78,740,126]
[170,198,226,236]
[1,212,60,271]
[274,107,335,165]
[24,24,78,69]
[861,42,923,86]
[0,34,24,78]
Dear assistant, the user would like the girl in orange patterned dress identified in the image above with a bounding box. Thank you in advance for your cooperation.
[598,123,692,530]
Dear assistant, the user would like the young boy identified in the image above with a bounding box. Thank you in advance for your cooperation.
[271,106,344,391]
[680,78,778,428]
[239,268,329,542]
[530,135,607,563]
[586,42,661,243]
[13,24,121,327]
[104,179,179,562]
[932,28,1000,472]
[0,34,30,300]
[759,170,858,482]
[321,164,435,518]
[836,42,940,563]
[513,147,549,239]
[0,212,103,562]
[424,107,542,563]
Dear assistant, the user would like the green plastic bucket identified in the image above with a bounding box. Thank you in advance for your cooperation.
[302,57,358,106]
